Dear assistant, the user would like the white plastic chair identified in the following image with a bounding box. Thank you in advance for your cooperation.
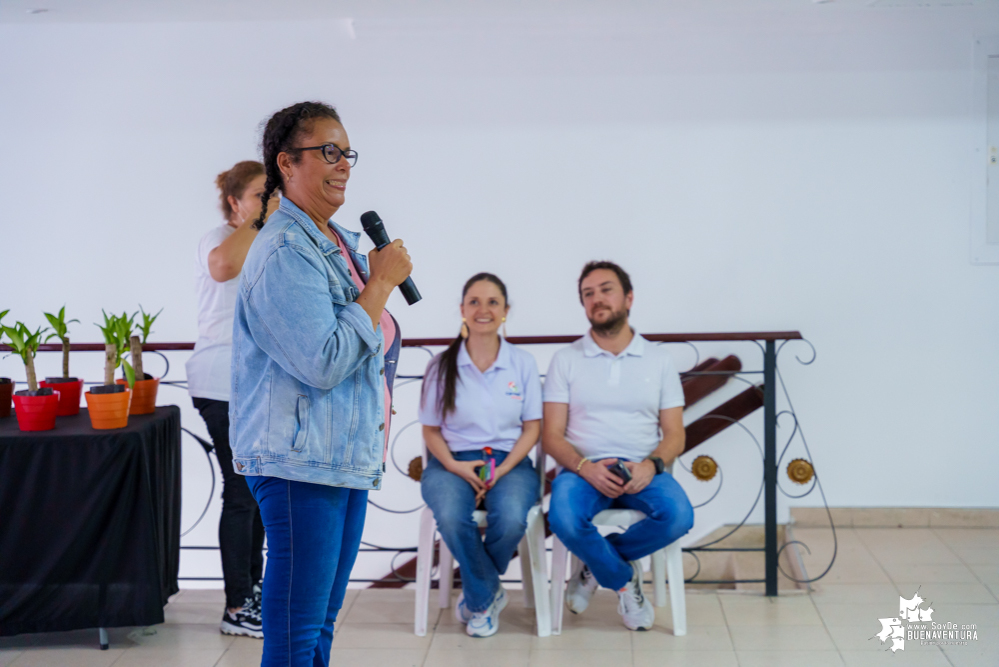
[549,464,686,636]
[414,442,552,637]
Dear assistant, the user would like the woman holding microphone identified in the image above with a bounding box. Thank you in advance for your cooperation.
[419,273,542,638]
[230,101,409,666]
[187,160,278,638]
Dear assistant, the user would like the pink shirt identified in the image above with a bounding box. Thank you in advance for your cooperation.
[330,228,395,458]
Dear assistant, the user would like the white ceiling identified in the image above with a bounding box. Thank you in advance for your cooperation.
[0,0,994,24]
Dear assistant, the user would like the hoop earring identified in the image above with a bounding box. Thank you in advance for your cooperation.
[502,316,507,339]
[460,318,469,339]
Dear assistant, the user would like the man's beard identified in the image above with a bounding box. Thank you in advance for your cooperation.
[588,306,628,336]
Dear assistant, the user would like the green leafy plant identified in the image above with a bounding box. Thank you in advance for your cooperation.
[1,321,48,392]
[131,306,162,380]
[0,309,8,354]
[43,306,80,379]
[0,310,7,372]
[136,306,162,344]
[95,310,136,388]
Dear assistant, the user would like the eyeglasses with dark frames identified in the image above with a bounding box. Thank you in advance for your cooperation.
[289,144,358,167]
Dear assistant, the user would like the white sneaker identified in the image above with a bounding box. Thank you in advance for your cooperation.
[565,559,599,614]
[465,588,509,638]
[617,561,654,631]
[454,592,472,624]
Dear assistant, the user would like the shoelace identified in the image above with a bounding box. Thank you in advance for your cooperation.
[242,597,262,622]
[618,579,645,613]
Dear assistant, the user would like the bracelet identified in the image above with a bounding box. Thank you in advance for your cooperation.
[575,457,590,473]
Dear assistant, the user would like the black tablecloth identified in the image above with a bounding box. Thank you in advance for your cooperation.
[0,407,181,636]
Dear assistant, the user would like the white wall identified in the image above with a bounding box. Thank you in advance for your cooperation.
[1,4,997,583]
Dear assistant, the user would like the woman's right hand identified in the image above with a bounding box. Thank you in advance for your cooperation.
[368,239,412,288]
[445,459,486,494]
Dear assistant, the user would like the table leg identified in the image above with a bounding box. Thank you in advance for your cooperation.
[98,628,109,650]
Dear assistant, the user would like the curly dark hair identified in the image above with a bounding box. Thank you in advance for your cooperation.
[252,101,342,229]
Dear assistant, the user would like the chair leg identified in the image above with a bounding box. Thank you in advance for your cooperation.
[664,541,686,636]
[519,536,535,609]
[438,539,454,609]
[414,507,436,636]
[651,549,667,608]
[525,506,551,637]
[550,536,569,636]
[98,628,108,650]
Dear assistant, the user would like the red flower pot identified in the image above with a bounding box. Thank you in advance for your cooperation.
[0,379,12,418]
[39,378,84,416]
[13,390,60,431]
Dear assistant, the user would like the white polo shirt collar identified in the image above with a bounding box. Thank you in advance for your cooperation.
[581,329,646,359]
[457,336,512,372]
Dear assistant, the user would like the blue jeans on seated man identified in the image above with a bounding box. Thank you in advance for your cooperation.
[421,449,538,613]
[247,476,367,667]
[548,465,694,591]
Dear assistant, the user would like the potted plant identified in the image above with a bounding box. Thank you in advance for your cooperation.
[116,306,162,415]
[38,306,84,416]
[0,309,13,418]
[85,311,135,430]
[2,320,59,431]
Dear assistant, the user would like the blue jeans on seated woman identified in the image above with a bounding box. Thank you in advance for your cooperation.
[548,466,694,591]
[421,449,538,613]
[247,476,367,667]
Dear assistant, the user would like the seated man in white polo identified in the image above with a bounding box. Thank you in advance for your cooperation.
[543,260,693,631]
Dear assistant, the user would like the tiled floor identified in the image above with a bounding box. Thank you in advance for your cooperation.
[1,527,996,666]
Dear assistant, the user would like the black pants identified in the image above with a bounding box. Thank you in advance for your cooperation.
[193,397,265,609]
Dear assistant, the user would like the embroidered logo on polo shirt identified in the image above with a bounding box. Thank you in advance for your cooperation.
[505,381,523,400]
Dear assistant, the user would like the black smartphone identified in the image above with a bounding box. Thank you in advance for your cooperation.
[607,460,633,483]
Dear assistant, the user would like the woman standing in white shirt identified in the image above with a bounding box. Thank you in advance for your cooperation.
[186,161,278,638]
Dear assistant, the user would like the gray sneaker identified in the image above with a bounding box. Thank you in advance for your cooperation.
[617,561,654,631]
[565,560,599,614]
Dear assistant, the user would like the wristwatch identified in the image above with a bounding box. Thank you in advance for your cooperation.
[648,456,666,475]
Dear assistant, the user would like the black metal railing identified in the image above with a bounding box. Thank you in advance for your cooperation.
[3,332,831,596]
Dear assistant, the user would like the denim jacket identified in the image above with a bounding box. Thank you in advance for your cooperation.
[229,197,401,490]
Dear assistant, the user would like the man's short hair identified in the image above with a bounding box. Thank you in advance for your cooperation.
[578,261,633,303]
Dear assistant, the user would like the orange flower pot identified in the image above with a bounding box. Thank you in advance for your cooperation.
[85,388,131,430]
[116,377,159,415]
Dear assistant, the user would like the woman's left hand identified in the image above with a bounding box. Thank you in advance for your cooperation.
[488,464,510,489]
[476,464,510,502]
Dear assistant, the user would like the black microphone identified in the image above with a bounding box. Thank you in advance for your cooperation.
[360,210,422,305]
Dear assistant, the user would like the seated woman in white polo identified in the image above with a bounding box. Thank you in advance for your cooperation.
[419,273,542,638]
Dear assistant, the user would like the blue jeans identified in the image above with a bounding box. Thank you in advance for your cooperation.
[247,476,367,667]
[421,450,538,612]
[548,467,694,591]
